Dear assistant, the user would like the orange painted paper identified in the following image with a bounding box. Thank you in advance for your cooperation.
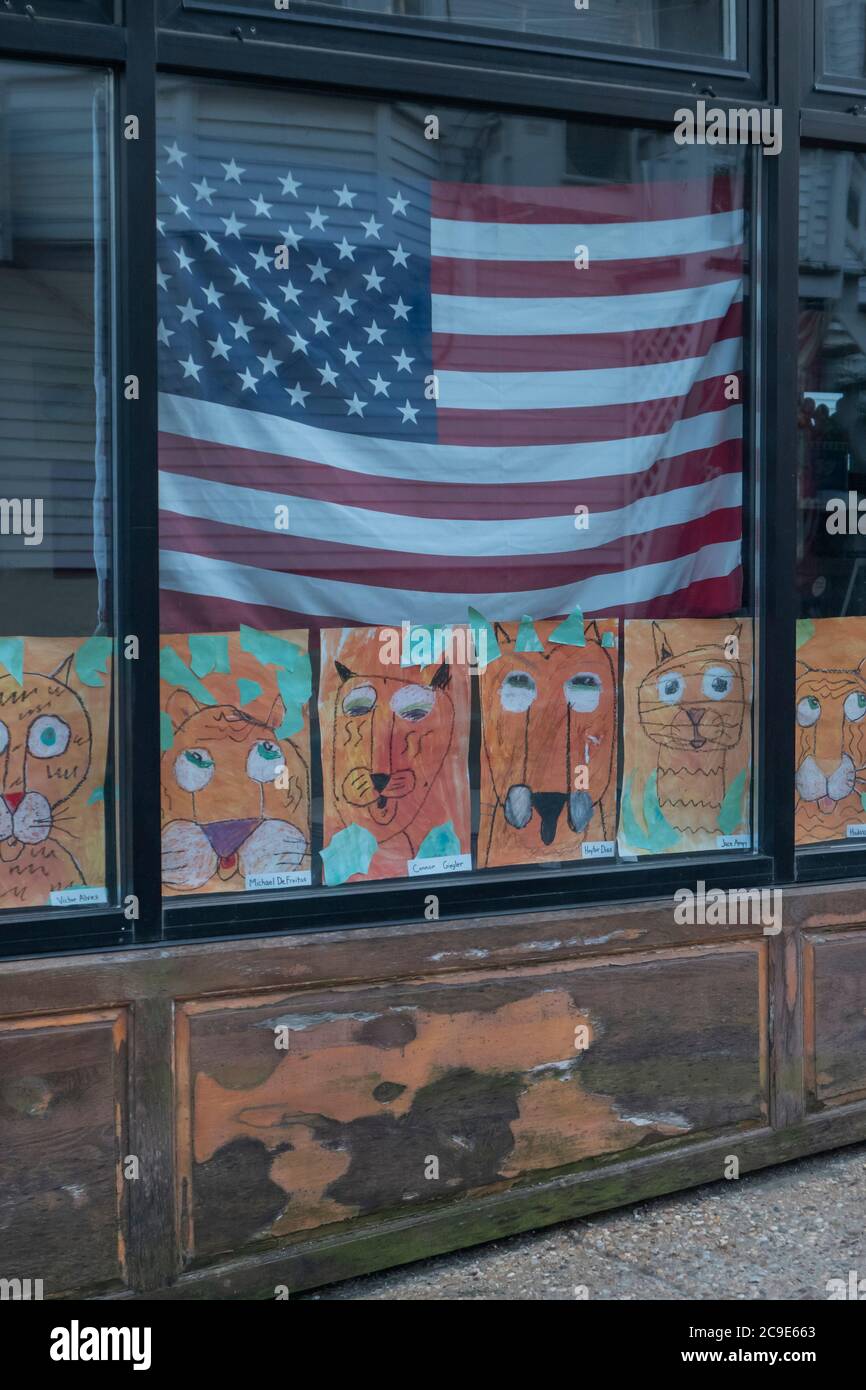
[478,618,619,868]
[318,626,471,882]
[795,617,866,845]
[160,631,311,895]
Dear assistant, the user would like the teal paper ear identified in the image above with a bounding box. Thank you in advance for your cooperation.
[549,605,585,646]
[0,637,24,685]
[189,633,230,678]
[320,823,378,885]
[417,820,461,857]
[515,615,544,652]
[467,607,500,664]
[237,678,263,707]
[159,647,216,705]
[75,635,113,687]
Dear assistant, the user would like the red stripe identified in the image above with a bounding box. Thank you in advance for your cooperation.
[433,306,742,374]
[159,432,741,521]
[438,374,740,447]
[431,173,743,224]
[159,505,740,594]
[431,246,744,299]
[159,567,743,635]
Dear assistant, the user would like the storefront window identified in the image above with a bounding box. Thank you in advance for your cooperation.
[796,145,866,850]
[0,62,115,915]
[156,78,754,899]
[821,0,866,82]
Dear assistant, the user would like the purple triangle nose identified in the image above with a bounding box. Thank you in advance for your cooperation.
[201,818,259,859]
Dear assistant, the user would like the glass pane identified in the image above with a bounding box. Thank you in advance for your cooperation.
[0,62,115,914]
[156,78,754,899]
[797,147,866,847]
[822,0,866,81]
[188,0,736,59]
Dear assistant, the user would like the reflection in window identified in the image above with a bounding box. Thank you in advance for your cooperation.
[0,63,114,913]
[261,0,736,57]
[823,0,866,81]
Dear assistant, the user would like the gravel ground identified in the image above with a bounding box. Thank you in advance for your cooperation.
[298,1142,866,1300]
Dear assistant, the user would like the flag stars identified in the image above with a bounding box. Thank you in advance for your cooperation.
[389,242,409,268]
[279,171,301,197]
[249,193,273,217]
[334,236,356,261]
[157,319,174,346]
[345,393,367,417]
[363,266,385,293]
[229,315,252,342]
[289,329,309,355]
[259,297,280,323]
[393,348,414,373]
[170,194,191,220]
[390,296,410,322]
[309,309,332,336]
[237,367,259,393]
[221,211,246,238]
[156,264,170,291]
[280,280,302,305]
[368,373,391,397]
[178,298,203,325]
[340,341,362,367]
[360,213,382,239]
[202,282,223,307]
[250,245,271,271]
[156,217,165,235]
[179,355,202,381]
[257,349,282,375]
[192,176,216,204]
[279,225,302,250]
[308,259,330,284]
[334,184,357,207]
[333,289,357,315]
[221,158,245,183]
[364,320,386,345]
[398,400,420,425]
[164,141,186,167]
[286,382,309,407]
[387,190,410,217]
[318,362,339,388]
[208,334,232,360]
[230,264,252,288]
[173,246,194,272]
[201,230,221,254]
[306,206,329,232]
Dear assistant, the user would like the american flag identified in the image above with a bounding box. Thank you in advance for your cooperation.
[156,140,744,633]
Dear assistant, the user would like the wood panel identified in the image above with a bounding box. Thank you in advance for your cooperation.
[177,944,767,1264]
[805,931,866,1108]
[0,1008,128,1295]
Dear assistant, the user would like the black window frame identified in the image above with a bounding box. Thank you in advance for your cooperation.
[0,0,807,961]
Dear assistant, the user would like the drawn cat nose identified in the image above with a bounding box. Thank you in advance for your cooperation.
[685,708,704,729]
[3,792,24,813]
[371,773,390,792]
[200,817,259,859]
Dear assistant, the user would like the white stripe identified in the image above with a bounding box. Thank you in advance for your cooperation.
[431,209,744,263]
[438,338,742,412]
[159,539,742,625]
[159,392,742,487]
[432,279,743,338]
[159,469,741,559]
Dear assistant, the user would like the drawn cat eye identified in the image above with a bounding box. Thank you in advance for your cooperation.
[391,684,435,722]
[702,666,734,701]
[564,672,601,713]
[175,747,214,792]
[247,740,286,782]
[27,715,70,758]
[657,673,685,705]
[797,696,821,728]
[500,670,537,713]
[342,683,377,716]
[844,692,866,723]
[0,721,7,755]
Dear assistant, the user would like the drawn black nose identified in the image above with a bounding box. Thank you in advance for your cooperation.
[371,773,390,792]
[531,792,568,846]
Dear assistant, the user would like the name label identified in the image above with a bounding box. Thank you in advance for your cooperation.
[716,835,752,851]
[407,854,472,877]
[246,870,312,891]
[581,841,616,859]
[50,886,108,908]
[846,824,866,840]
